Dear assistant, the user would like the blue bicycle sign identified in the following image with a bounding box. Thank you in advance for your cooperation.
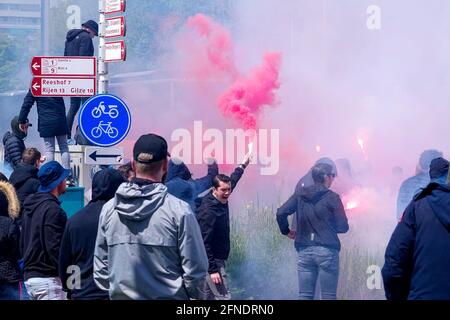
[79,94,131,147]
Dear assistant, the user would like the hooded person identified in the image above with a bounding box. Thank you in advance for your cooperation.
[21,161,70,300]
[0,181,21,299]
[383,157,450,300]
[59,168,124,300]
[276,163,349,300]
[165,158,219,211]
[290,157,338,237]
[93,133,208,300]
[9,148,41,220]
[64,19,98,143]
[2,117,31,176]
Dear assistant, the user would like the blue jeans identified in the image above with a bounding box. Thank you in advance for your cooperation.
[43,135,70,170]
[297,246,339,300]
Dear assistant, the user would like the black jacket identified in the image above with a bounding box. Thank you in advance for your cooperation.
[277,184,349,251]
[2,132,25,169]
[59,168,124,300]
[21,192,67,280]
[196,166,244,273]
[0,217,21,284]
[64,29,94,56]
[9,163,40,209]
[382,183,450,300]
[19,90,68,138]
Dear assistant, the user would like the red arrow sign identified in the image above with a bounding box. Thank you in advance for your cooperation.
[105,40,126,62]
[30,56,96,77]
[31,77,96,97]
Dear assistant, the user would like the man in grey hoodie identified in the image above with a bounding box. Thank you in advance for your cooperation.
[93,134,208,300]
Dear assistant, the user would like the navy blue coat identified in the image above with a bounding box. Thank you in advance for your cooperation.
[2,132,25,169]
[165,161,218,211]
[382,182,450,300]
[64,29,94,56]
[19,90,68,138]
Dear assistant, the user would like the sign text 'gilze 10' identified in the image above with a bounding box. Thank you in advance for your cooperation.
[31,77,96,97]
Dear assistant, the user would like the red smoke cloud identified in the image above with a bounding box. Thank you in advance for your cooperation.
[218,52,282,130]
[184,14,282,130]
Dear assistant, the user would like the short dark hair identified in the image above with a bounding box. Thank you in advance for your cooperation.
[117,162,133,180]
[213,174,231,188]
[22,148,41,165]
[312,163,335,183]
[134,159,165,176]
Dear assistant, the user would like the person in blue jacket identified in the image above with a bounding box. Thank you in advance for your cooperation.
[165,158,218,211]
[382,157,450,300]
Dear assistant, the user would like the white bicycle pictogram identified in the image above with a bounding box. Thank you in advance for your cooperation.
[91,101,119,119]
[91,121,119,139]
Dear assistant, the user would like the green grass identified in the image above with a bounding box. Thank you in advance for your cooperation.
[227,200,387,300]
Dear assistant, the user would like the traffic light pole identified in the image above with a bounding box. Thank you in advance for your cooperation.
[98,0,108,94]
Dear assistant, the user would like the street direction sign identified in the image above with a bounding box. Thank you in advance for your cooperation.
[105,40,126,62]
[84,146,124,165]
[31,77,96,97]
[105,17,126,38]
[104,0,126,14]
[30,56,96,77]
[79,94,131,147]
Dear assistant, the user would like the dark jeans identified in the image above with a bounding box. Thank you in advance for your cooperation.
[297,246,339,300]
[0,282,20,300]
[67,97,88,139]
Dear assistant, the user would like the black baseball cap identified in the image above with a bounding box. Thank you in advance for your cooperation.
[429,157,449,179]
[133,134,170,164]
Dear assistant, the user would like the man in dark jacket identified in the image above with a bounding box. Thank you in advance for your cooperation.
[59,168,124,300]
[64,20,98,144]
[382,157,450,300]
[21,161,70,300]
[276,163,349,300]
[196,156,250,300]
[2,116,31,177]
[0,180,21,299]
[166,158,218,211]
[18,89,70,171]
[9,148,41,210]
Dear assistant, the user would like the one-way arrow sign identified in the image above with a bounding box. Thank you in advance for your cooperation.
[85,147,124,165]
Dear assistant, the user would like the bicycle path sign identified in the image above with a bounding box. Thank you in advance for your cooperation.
[79,94,131,147]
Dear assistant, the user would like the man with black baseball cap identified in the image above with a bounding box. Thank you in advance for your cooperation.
[94,134,208,300]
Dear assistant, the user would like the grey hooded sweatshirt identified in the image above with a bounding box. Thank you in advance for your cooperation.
[93,178,208,300]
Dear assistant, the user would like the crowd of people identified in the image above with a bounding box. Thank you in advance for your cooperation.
[0,17,449,301]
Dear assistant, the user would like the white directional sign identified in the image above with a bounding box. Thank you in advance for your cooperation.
[31,77,96,97]
[104,0,126,14]
[105,40,126,62]
[105,17,126,38]
[31,56,96,77]
[84,146,124,165]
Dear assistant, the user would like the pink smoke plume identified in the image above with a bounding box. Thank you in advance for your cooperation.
[186,14,238,78]
[184,14,282,131]
[218,52,282,130]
